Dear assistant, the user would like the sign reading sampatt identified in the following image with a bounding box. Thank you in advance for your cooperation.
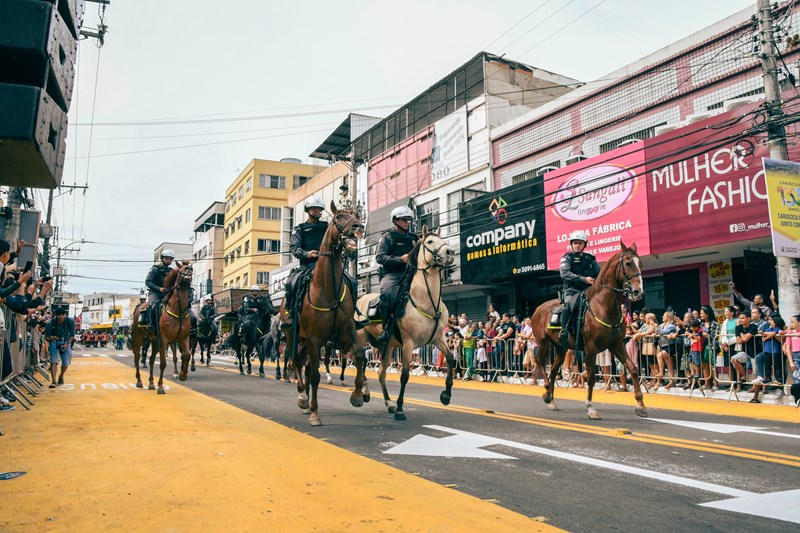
[459,178,546,284]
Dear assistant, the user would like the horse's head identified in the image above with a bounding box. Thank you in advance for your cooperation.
[329,201,364,253]
[417,225,454,269]
[616,241,644,301]
[177,260,193,287]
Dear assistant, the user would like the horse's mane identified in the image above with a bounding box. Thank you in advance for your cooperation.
[399,238,424,287]
[584,248,623,300]
[163,267,178,289]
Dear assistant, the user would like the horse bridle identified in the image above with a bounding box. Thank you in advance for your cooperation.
[601,251,642,296]
[308,211,361,314]
[418,239,450,271]
[408,235,451,345]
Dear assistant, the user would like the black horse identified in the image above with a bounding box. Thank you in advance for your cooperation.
[196,318,217,367]
[236,311,271,375]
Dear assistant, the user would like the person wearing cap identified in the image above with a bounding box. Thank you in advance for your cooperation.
[45,307,75,388]
[140,249,176,327]
[374,205,419,348]
[558,230,600,348]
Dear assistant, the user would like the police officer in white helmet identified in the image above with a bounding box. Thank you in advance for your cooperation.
[557,230,600,348]
[140,249,176,327]
[374,205,418,348]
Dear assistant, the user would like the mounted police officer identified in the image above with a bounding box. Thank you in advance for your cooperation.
[558,230,600,348]
[200,296,218,335]
[283,195,358,328]
[140,249,175,327]
[238,284,274,335]
[374,205,418,347]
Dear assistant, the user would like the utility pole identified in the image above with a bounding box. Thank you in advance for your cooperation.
[758,0,800,317]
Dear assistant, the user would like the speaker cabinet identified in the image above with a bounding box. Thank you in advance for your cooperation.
[0,0,78,111]
[0,83,67,189]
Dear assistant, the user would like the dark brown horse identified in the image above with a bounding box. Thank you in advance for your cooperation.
[280,201,365,426]
[132,261,194,394]
[531,242,646,419]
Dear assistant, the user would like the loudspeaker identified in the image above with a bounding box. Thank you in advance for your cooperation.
[0,0,77,111]
[0,83,67,189]
[58,0,86,40]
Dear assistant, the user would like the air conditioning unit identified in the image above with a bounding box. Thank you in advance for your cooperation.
[565,155,587,166]
[616,139,641,148]
[723,96,756,113]
[534,165,560,177]
[654,123,680,136]
[685,113,712,124]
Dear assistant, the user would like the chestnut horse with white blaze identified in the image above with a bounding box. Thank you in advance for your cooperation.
[531,242,646,419]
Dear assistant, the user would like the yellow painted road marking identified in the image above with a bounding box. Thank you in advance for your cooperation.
[1,357,561,532]
[321,384,800,468]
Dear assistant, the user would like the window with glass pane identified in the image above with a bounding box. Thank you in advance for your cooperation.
[257,239,280,253]
[256,272,269,284]
[245,208,250,223]
[246,177,252,191]
[258,206,280,220]
[244,241,250,255]
[293,175,310,189]
[417,199,439,231]
[259,174,286,189]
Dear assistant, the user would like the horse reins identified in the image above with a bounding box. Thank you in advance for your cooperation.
[590,251,641,331]
[407,238,449,346]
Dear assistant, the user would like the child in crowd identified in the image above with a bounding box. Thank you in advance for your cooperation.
[687,319,705,388]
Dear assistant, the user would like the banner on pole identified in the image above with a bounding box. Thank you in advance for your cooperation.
[763,157,800,258]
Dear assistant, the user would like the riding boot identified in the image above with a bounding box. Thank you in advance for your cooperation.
[375,299,394,349]
[558,307,571,348]
[140,306,150,326]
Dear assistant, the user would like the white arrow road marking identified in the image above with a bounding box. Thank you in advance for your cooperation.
[385,425,800,524]
[650,418,800,440]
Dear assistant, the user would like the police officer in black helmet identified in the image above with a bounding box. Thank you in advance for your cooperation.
[558,230,600,348]
[140,249,175,327]
[374,205,418,348]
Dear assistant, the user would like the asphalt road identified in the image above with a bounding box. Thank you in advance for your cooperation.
[98,346,800,531]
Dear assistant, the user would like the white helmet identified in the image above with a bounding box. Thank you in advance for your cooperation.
[568,230,588,244]
[250,284,260,291]
[304,195,325,212]
[161,249,175,259]
[204,296,213,302]
[391,206,415,221]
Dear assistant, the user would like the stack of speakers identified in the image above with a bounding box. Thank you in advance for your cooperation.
[0,0,84,189]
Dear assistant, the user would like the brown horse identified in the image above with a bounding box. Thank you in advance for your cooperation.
[355,227,455,421]
[531,242,646,419]
[132,261,194,394]
[280,201,365,426]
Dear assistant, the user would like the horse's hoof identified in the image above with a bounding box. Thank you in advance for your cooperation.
[350,396,364,408]
[636,407,648,418]
[548,402,559,411]
[394,412,407,421]
[191,365,196,372]
[136,383,143,389]
[301,407,311,414]
[588,410,601,420]
[172,373,178,379]
[239,371,244,376]
[309,416,323,427]
[247,369,252,375]
[206,362,210,367]
[440,392,451,406]
[179,372,187,382]
[157,389,166,395]
[148,385,155,391]
[259,372,265,378]
[363,393,371,403]
[298,399,309,410]
[326,375,333,384]
[388,405,397,414]
[543,394,552,404]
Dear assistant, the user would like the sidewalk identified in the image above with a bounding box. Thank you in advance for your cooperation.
[1,357,559,532]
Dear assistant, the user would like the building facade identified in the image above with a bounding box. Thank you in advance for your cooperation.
[191,201,225,308]
[80,292,139,331]
[222,158,322,290]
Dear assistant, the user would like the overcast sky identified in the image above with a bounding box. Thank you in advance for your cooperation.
[54,0,757,296]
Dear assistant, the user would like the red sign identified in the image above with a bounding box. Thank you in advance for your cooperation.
[643,99,800,254]
[544,144,651,269]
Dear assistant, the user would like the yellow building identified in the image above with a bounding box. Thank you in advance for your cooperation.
[222,158,323,290]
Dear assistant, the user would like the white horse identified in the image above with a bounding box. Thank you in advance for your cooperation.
[355,226,455,420]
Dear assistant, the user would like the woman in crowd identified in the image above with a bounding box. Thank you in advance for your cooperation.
[656,310,680,390]
[637,312,659,387]
[699,305,720,390]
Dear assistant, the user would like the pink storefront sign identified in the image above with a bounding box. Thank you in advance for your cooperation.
[544,144,651,269]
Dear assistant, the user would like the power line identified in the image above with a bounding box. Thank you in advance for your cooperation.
[482,0,554,51]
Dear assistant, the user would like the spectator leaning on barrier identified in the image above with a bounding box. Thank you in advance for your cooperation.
[752,314,786,401]
[699,305,720,390]
[732,313,761,391]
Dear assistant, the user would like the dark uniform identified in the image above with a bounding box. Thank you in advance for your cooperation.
[375,228,419,334]
[142,263,172,325]
[200,302,216,322]
[285,219,328,312]
[237,293,274,335]
[558,250,600,340]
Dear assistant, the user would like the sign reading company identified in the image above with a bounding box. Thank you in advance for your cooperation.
[430,108,468,186]
[763,157,800,258]
[459,179,546,284]
[544,144,650,269]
